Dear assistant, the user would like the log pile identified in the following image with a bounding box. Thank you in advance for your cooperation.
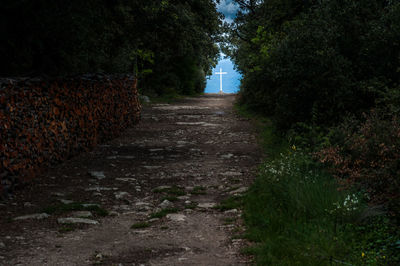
[0,75,141,198]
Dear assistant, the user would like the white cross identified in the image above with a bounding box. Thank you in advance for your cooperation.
[215,68,227,93]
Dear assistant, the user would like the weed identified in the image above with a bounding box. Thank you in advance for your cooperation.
[161,196,178,202]
[223,217,236,225]
[191,186,207,195]
[215,196,243,211]
[58,225,76,233]
[153,186,186,196]
[184,202,198,209]
[131,222,150,229]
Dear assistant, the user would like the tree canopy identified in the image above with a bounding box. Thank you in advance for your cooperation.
[0,0,223,95]
[224,0,400,129]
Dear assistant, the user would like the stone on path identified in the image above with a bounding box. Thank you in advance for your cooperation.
[85,187,114,192]
[71,211,92,218]
[0,242,5,248]
[198,203,217,209]
[14,213,50,221]
[89,171,106,180]
[166,214,186,222]
[220,171,243,176]
[115,192,130,200]
[59,199,74,204]
[154,185,171,191]
[221,154,234,159]
[229,187,248,195]
[115,178,136,182]
[143,166,161,170]
[57,218,99,225]
[159,200,174,209]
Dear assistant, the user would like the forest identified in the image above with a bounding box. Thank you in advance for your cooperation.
[225,0,400,264]
[0,0,222,95]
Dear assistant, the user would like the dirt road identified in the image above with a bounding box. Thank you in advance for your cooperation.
[0,94,261,265]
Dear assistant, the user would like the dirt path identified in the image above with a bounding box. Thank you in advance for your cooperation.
[0,94,261,266]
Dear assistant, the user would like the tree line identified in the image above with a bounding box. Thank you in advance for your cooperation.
[0,0,222,95]
[226,1,400,263]
[225,0,399,129]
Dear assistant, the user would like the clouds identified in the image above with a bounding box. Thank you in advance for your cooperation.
[217,0,239,23]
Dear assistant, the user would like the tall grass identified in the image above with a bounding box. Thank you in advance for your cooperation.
[236,104,399,265]
[243,151,365,265]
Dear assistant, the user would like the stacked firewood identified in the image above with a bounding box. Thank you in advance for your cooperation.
[0,74,141,198]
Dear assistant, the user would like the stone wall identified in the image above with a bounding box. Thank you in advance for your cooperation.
[0,75,141,198]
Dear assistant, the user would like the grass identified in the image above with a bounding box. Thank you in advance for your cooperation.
[131,222,150,229]
[42,202,108,217]
[150,208,179,219]
[58,225,76,233]
[234,103,287,158]
[214,196,243,211]
[191,186,207,195]
[223,217,236,225]
[161,196,179,202]
[184,202,198,209]
[153,186,186,196]
[235,103,400,265]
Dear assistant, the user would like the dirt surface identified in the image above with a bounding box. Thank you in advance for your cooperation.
[0,94,262,266]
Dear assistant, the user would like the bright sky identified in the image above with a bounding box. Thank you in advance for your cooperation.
[205,1,241,93]
[217,0,239,23]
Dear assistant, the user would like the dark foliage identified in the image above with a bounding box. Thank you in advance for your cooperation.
[225,0,400,129]
[0,0,222,95]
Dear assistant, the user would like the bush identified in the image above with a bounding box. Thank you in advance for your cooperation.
[317,110,400,220]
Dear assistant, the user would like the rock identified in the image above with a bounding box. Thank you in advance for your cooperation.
[57,218,99,225]
[0,241,5,248]
[229,187,248,195]
[81,203,100,208]
[166,214,186,222]
[51,192,65,197]
[118,156,135,159]
[148,218,160,223]
[143,166,161,170]
[184,200,191,204]
[154,185,171,191]
[224,209,238,214]
[88,171,106,180]
[135,202,153,211]
[139,95,150,103]
[221,154,234,159]
[115,192,130,200]
[106,156,117,160]
[177,196,190,200]
[198,203,216,209]
[23,202,33,207]
[149,148,163,152]
[71,211,92,218]
[220,171,243,176]
[113,205,131,211]
[59,199,74,204]
[116,178,136,182]
[85,187,113,192]
[14,213,50,220]
[159,200,174,209]
[109,211,119,216]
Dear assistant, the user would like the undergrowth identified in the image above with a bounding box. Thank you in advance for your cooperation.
[236,104,400,265]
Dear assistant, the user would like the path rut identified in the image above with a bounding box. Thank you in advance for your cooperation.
[0,94,261,265]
